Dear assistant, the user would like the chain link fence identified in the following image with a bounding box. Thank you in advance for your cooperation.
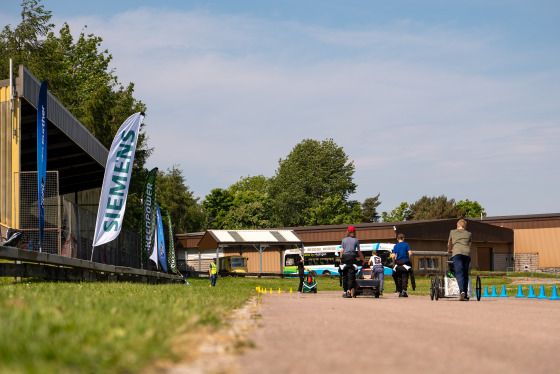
[61,198,142,268]
[15,171,142,268]
[16,171,60,254]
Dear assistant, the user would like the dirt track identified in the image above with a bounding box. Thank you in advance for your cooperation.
[234,291,560,374]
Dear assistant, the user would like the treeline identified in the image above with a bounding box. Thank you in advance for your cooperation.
[1,1,486,235]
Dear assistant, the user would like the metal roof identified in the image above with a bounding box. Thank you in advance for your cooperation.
[198,229,304,251]
[14,65,108,193]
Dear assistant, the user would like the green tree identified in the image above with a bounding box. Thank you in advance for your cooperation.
[156,166,204,233]
[456,199,487,218]
[202,188,234,229]
[305,196,362,226]
[221,190,271,229]
[361,194,381,222]
[409,195,463,220]
[229,175,270,194]
[0,0,54,75]
[381,202,412,222]
[202,175,272,230]
[268,138,357,227]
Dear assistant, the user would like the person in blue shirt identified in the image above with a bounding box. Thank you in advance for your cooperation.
[391,233,412,297]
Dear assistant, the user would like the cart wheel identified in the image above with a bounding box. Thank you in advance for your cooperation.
[430,277,435,301]
[434,276,439,301]
[476,275,482,301]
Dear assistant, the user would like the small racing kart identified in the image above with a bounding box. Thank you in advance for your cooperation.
[352,268,381,298]
[430,259,482,301]
[302,274,317,293]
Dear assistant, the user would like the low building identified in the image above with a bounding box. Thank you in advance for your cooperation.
[177,218,523,274]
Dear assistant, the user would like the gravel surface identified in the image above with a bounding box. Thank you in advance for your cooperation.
[235,291,560,374]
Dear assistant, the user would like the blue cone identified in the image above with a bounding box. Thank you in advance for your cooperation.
[549,286,560,300]
[482,286,490,297]
[527,285,537,299]
[499,285,509,297]
[537,285,548,299]
[515,285,525,298]
[490,285,499,297]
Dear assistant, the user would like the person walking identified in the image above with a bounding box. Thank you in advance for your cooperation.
[448,219,472,301]
[209,258,218,287]
[340,226,365,298]
[369,249,385,294]
[391,233,412,297]
[297,253,306,293]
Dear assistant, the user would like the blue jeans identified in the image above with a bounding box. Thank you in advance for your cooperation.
[452,254,471,294]
[210,274,217,287]
[373,267,384,292]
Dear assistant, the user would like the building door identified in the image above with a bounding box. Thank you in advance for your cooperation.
[478,247,493,271]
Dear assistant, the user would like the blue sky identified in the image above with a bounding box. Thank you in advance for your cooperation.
[2,1,559,217]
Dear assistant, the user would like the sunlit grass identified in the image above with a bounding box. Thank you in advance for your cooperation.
[1,272,558,373]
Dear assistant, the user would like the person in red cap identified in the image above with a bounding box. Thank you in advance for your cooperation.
[339,226,365,297]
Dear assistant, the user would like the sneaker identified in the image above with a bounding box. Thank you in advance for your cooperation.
[460,292,466,301]
[342,291,347,298]
[401,291,408,297]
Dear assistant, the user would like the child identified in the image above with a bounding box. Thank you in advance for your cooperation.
[369,249,385,294]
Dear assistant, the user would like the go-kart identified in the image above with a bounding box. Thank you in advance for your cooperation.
[352,268,381,298]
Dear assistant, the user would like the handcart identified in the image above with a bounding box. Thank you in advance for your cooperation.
[430,258,482,301]
[302,274,317,293]
[352,268,381,298]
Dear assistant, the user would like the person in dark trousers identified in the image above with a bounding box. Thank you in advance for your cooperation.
[448,219,472,301]
[391,233,412,297]
[297,253,305,293]
[209,258,218,287]
[369,249,385,294]
[340,226,365,298]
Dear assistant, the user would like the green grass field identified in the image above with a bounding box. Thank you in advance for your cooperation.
[1,272,558,373]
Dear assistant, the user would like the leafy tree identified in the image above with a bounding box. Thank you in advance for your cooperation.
[229,175,270,194]
[268,138,357,227]
[202,175,272,230]
[0,0,54,74]
[361,194,381,222]
[409,195,463,220]
[156,166,205,233]
[221,190,271,229]
[202,188,234,229]
[456,199,487,218]
[381,202,412,222]
[305,196,362,226]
